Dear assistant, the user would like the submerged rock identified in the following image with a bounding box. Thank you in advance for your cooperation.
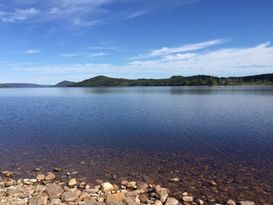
[1,171,15,177]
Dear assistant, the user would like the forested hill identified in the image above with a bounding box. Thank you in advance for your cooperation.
[69,74,273,87]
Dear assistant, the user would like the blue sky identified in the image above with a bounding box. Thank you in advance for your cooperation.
[0,0,273,84]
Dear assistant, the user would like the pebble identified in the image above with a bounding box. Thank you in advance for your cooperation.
[68,178,77,187]
[227,199,236,205]
[36,174,46,182]
[169,177,180,182]
[239,201,255,205]
[45,173,56,181]
[165,197,179,205]
[1,171,15,177]
[101,182,114,192]
[182,196,194,203]
[53,168,63,172]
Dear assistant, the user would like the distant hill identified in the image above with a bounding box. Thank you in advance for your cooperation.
[55,81,75,87]
[1,74,272,88]
[0,83,47,88]
[70,74,273,87]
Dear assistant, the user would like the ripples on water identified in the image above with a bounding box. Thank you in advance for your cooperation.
[0,86,273,202]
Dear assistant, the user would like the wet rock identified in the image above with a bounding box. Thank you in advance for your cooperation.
[126,181,137,189]
[62,191,78,202]
[158,188,169,203]
[210,180,217,186]
[239,201,255,205]
[106,192,126,205]
[45,172,56,181]
[53,168,63,172]
[197,199,204,205]
[1,171,15,177]
[68,178,77,187]
[36,174,46,182]
[183,196,194,203]
[165,197,179,205]
[46,184,64,199]
[101,182,114,192]
[169,177,180,183]
[5,178,17,187]
[136,182,148,192]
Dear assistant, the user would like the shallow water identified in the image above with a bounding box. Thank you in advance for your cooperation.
[0,86,273,203]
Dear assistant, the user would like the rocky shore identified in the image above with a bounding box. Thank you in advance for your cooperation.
[0,170,257,205]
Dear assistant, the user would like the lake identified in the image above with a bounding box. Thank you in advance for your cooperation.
[0,86,273,203]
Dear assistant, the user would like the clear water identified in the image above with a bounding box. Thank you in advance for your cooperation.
[0,86,273,202]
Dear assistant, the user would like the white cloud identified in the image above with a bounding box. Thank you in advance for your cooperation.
[60,51,108,58]
[23,49,41,54]
[0,0,201,26]
[0,7,39,23]
[147,39,226,57]
[89,52,108,58]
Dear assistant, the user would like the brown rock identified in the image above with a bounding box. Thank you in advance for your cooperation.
[29,194,48,205]
[158,188,169,203]
[102,182,114,192]
[46,184,64,199]
[1,171,14,177]
[239,201,255,205]
[68,178,77,187]
[139,193,148,203]
[36,174,46,182]
[183,196,194,203]
[165,198,179,205]
[106,193,126,205]
[53,168,63,172]
[62,191,78,202]
[45,172,56,181]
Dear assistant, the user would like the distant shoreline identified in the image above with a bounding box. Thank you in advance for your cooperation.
[0,73,273,88]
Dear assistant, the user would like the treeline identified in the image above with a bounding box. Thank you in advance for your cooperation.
[69,74,273,87]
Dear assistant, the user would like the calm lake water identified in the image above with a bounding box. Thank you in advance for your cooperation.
[0,86,273,203]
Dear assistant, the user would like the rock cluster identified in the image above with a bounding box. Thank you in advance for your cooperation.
[0,170,256,205]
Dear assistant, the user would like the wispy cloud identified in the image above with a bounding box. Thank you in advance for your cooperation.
[88,46,120,50]
[0,0,202,27]
[61,51,108,58]
[23,49,41,54]
[0,7,40,23]
[147,39,226,57]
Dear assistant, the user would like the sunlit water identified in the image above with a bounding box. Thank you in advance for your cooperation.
[0,86,273,202]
